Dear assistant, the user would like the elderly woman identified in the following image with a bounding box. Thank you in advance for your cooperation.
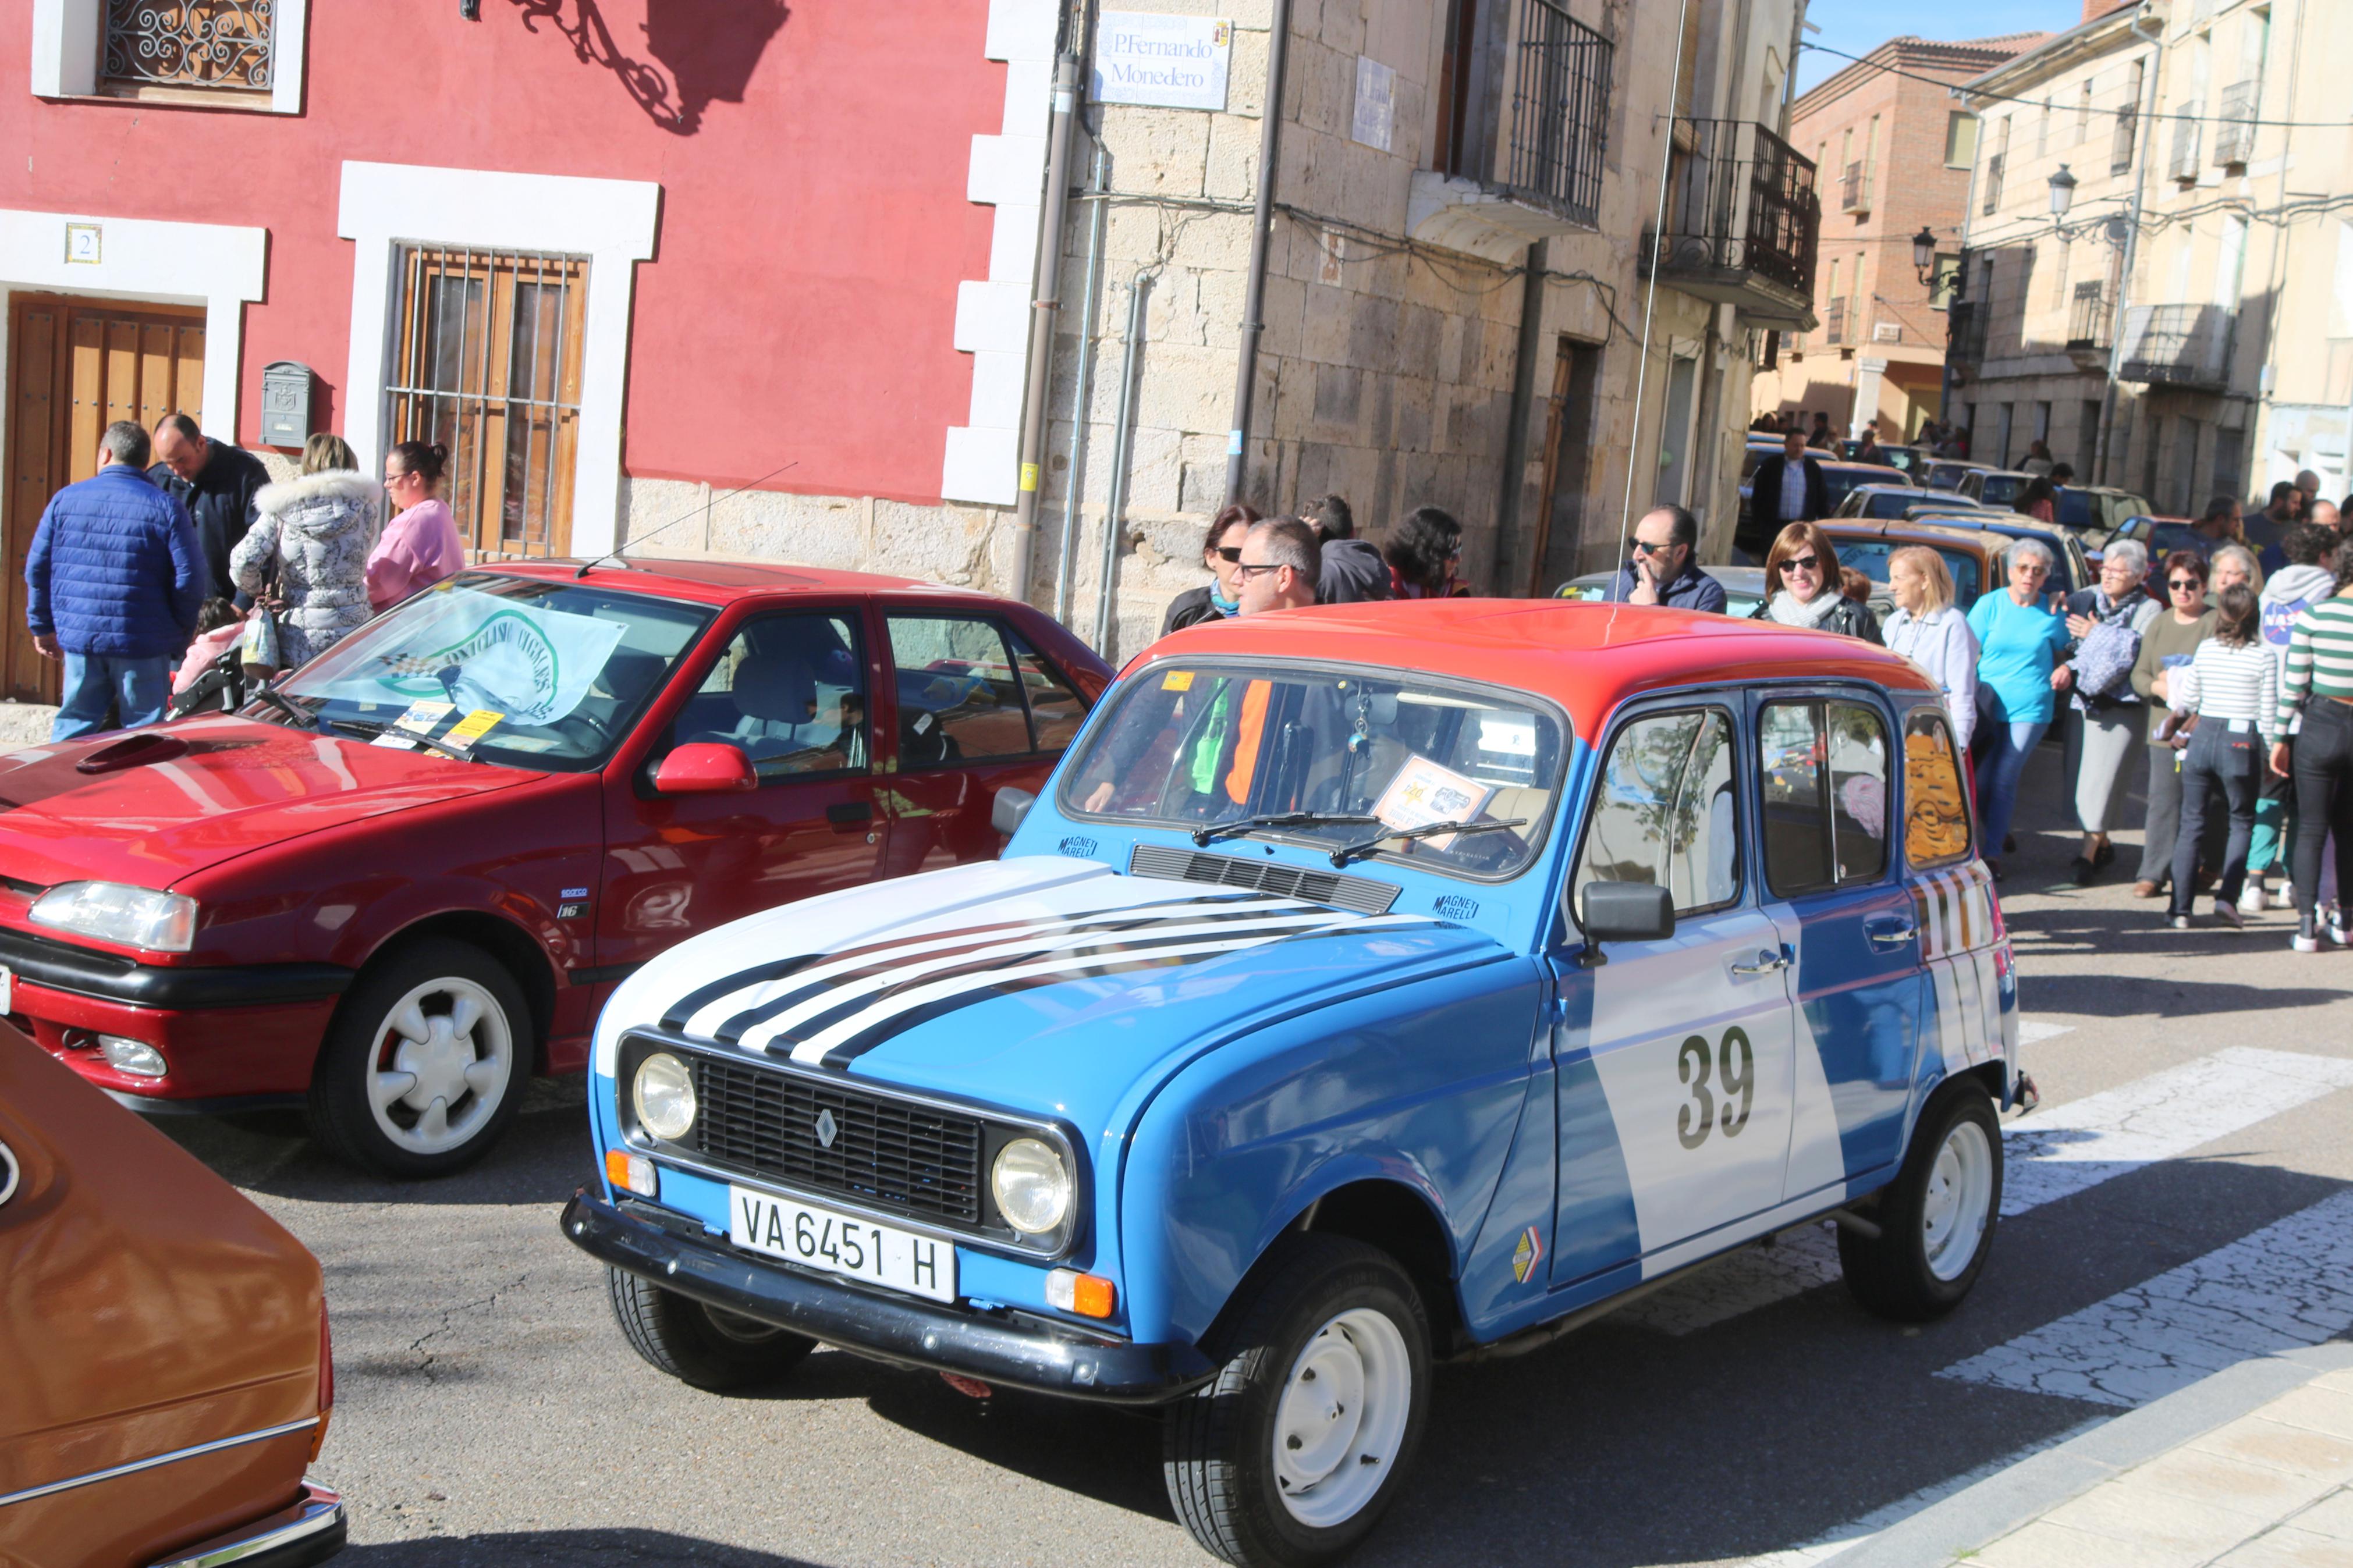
[1161,503,1260,635]
[2208,542,2262,607]
[2058,538,2161,883]
[1967,539,2071,877]
[2128,551,2217,898]
[1882,546,1978,748]
[1747,521,1882,641]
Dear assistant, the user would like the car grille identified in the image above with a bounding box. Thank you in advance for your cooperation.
[686,1055,985,1226]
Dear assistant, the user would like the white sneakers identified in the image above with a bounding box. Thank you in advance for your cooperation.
[2238,881,2269,915]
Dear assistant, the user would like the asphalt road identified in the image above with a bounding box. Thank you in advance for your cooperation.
[155,739,2353,1568]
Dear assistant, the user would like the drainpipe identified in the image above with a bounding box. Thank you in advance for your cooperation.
[1222,0,1296,507]
[1498,241,1548,598]
[1009,51,1085,607]
[1095,269,1156,653]
[1053,147,1110,625]
[2093,5,2164,488]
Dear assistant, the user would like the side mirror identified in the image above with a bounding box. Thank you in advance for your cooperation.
[1577,882,1674,966]
[992,785,1036,837]
[653,742,758,795]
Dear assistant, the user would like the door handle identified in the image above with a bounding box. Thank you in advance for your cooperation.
[1730,949,1789,976]
[1864,916,1918,948]
[826,801,874,825]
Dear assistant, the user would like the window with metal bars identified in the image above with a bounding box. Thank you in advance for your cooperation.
[385,246,588,559]
[101,0,273,94]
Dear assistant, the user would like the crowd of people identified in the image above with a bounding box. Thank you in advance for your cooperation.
[1162,487,2353,954]
[24,417,468,741]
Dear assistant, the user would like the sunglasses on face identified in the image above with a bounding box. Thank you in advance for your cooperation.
[1212,546,1245,563]
[1631,539,1678,556]
[1234,561,1283,578]
[1783,554,1822,573]
[2169,577,2203,590]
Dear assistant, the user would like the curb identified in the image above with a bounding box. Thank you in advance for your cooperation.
[1816,1338,2353,1567]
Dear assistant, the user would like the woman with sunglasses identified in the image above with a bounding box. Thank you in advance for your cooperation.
[1747,521,1882,642]
[1160,503,1260,636]
[2128,552,2217,898]
[1966,539,2070,879]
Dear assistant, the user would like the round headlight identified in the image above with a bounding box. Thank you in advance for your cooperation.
[632,1052,697,1142]
[991,1137,1071,1235]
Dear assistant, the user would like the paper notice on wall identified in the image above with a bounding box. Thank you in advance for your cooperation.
[1094,13,1231,111]
[1352,56,1396,151]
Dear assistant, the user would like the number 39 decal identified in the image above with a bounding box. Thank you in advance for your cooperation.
[1676,1027,1755,1150]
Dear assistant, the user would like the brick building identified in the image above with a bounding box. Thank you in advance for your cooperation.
[1751,30,2040,441]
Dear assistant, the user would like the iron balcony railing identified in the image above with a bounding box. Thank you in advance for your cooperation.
[2067,282,2109,351]
[1645,117,1820,296]
[1841,161,1870,212]
[2214,80,2256,166]
[2111,103,2138,173]
[1981,152,2004,215]
[1825,296,1847,345]
[1501,0,1611,229]
[2169,101,2202,181]
[2117,303,2230,389]
[1949,300,1987,364]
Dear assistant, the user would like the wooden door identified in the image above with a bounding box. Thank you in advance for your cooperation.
[3,295,205,702]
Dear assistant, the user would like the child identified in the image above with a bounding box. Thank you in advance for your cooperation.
[173,599,246,696]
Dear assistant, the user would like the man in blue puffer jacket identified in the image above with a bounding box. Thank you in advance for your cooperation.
[26,421,207,741]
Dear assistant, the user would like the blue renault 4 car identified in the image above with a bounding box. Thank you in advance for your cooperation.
[564,599,2026,1567]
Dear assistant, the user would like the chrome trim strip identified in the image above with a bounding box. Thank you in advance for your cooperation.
[147,1482,343,1568]
[0,1417,318,1509]
[0,1139,17,1207]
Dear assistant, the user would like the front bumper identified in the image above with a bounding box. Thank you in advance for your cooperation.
[147,1482,345,1568]
[563,1191,1215,1405]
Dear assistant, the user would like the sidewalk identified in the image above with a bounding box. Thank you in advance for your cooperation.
[1820,1342,2353,1568]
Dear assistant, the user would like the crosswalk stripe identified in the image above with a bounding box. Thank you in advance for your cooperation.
[1934,1188,2353,1407]
[1619,1046,2353,1336]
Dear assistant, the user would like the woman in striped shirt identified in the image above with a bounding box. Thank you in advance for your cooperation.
[2271,538,2353,952]
[2167,585,2277,929]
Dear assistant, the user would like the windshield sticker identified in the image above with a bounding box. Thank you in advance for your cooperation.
[394,699,456,737]
[1478,716,1536,758]
[370,732,420,751]
[1161,670,1195,691]
[339,591,626,726]
[443,710,506,753]
[1372,754,1497,850]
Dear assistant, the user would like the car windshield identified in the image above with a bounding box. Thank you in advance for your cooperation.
[1836,539,1984,609]
[1060,662,1567,880]
[1821,468,1896,511]
[1979,474,2028,506]
[269,573,712,771]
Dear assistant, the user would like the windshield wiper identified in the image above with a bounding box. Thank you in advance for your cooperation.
[1191,811,1380,848]
[1326,817,1528,868]
[250,687,321,730]
[326,717,481,764]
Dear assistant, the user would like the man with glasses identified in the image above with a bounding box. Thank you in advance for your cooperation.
[1603,504,1727,612]
[1234,517,1321,616]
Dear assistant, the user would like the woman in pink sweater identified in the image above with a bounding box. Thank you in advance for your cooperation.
[367,440,466,614]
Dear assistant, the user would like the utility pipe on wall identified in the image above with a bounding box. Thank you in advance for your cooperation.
[1009,52,1085,607]
[1095,269,1156,653]
[1053,147,1110,626]
[1222,0,1296,507]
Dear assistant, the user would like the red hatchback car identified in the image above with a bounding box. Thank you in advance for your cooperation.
[0,561,1110,1176]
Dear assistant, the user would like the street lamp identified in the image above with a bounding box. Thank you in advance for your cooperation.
[2048,163,2078,218]
[1911,225,1939,286]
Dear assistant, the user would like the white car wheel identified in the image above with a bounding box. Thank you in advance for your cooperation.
[1921,1117,1995,1282]
[1270,1306,1415,1529]
[364,975,515,1156]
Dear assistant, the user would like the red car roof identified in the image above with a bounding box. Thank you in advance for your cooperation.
[485,557,1018,607]
[1134,600,1933,739]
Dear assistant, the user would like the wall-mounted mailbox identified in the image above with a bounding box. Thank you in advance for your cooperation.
[260,361,314,449]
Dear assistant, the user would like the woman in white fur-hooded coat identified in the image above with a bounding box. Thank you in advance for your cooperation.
[230,436,378,670]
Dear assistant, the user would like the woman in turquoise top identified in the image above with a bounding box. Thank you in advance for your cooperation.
[1967,539,2072,878]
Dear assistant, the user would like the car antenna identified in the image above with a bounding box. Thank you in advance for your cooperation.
[574,460,801,578]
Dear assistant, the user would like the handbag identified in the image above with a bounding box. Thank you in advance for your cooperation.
[239,556,283,670]
[2071,618,2141,706]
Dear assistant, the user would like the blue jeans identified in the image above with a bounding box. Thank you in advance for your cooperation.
[2173,719,2261,915]
[1974,717,2049,856]
[53,652,171,741]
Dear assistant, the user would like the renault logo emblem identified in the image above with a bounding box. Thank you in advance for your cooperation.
[813,1109,838,1149]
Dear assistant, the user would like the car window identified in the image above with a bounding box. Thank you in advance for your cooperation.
[676,611,868,780]
[1759,698,1890,894]
[1903,709,1971,866]
[887,616,1035,767]
[1572,708,1740,919]
[1831,540,1981,607]
[279,573,712,772]
[1006,627,1087,751]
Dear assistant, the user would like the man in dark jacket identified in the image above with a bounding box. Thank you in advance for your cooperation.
[1301,493,1390,605]
[150,413,268,603]
[1747,429,1829,540]
[1602,504,1727,612]
[27,421,207,741]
